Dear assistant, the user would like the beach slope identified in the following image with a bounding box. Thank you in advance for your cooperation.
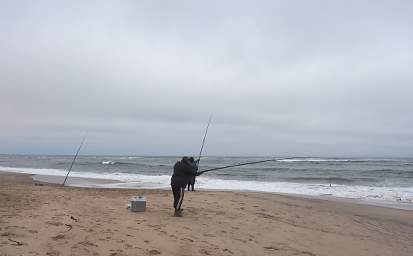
[1,172,412,256]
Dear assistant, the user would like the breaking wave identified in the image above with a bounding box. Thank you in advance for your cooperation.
[102,161,117,165]
[277,158,403,163]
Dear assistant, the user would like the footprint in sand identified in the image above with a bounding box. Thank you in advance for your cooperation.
[199,249,211,255]
[79,241,98,247]
[223,248,233,254]
[46,221,63,226]
[7,238,24,246]
[148,249,161,255]
[1,231,13,237]
[52,234,65,240]
[46,250,60,256]
[263,246,279,251]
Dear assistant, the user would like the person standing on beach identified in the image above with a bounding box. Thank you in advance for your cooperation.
[187,157,199,191]
[171,156,197,217]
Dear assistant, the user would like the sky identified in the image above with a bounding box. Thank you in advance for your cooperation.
[1,0,412,157]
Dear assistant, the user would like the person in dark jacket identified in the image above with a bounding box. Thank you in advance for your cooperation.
[171,156,197,217]
[187,157,199,191]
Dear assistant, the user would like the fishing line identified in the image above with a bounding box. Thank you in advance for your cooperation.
[197,157,297,175]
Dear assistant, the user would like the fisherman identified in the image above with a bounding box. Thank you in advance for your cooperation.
[187,157,199,191]
[171,156,198,217]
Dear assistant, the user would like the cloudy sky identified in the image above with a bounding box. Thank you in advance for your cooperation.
[1,0,412,157]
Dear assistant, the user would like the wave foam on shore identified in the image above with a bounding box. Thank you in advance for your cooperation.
[1,166,412,208]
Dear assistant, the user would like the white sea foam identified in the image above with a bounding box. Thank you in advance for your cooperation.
[0,166,171,185]
[278,158,342,162]
[102,160,116,165]
[1,166,412,207]
[277,158,399,162]
[0,166,69,176]
[195,177,413,203]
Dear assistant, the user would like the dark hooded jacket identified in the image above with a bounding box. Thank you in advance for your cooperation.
[171,159,197,187]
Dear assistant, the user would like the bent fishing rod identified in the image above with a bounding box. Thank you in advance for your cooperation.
[63,133,87,186]
[196,157,296,175]
[197,114,212,164]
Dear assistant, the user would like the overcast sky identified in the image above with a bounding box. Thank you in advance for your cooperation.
[1,0,412,157]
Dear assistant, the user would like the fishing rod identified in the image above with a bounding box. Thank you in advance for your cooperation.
[62,133,87,186]
[196,157,296,175]
[197,114,212,164]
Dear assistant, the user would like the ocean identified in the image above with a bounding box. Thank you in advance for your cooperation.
[1,155,412,209]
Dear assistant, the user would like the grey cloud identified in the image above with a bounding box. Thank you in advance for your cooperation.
[1,0,412,156]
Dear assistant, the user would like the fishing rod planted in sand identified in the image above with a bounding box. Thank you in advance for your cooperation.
[197,114,213,164]
[196,157,296,175]
[63,133,87,186]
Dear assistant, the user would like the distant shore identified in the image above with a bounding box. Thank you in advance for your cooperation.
[1,171,412,256]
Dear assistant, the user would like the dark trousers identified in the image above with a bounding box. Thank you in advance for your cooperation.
[171,185,185,210]
[187,183,194,191]
[187,176,195,191]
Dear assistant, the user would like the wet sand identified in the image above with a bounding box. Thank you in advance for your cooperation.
[32,174,120,186]
[1,172,412,256]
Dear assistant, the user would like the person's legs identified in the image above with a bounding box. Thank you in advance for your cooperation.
[176,186,185,211]
[191,176,196,191]
[171,185,180,209]
[172,185,184,217]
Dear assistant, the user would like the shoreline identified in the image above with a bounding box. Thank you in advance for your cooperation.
[1,171,412,256]
[1,157,412,210]
[16,171,413,211]
[32,174,121,186]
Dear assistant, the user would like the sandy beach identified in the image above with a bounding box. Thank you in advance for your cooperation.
[1,172,412,256]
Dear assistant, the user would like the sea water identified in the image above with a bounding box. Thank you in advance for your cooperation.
[1,155,412,209]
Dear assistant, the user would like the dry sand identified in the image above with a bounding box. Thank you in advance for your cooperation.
[1,172,412,256]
